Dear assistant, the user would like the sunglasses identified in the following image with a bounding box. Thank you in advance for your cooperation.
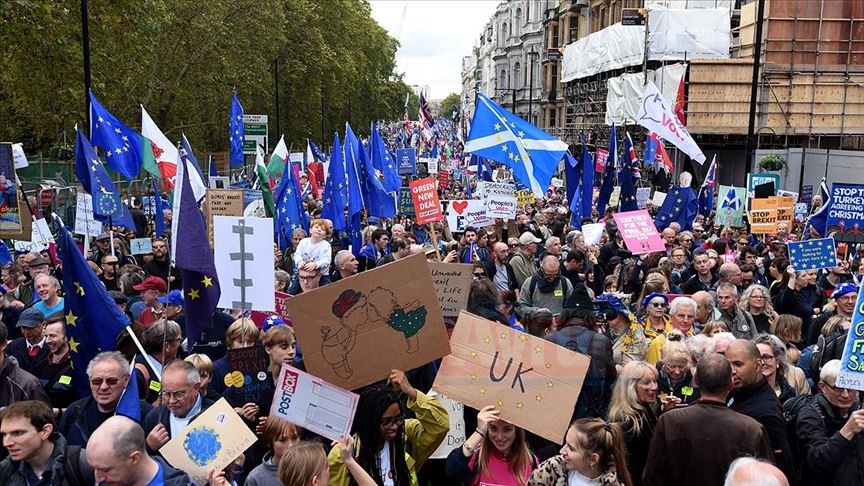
[650,302,668,308]
[473,273,486,278]
[90,376,122,387]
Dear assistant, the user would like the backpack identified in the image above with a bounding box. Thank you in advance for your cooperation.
[782,394,824,467]
[809,330,848,380]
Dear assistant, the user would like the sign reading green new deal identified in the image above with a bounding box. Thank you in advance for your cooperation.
[243,114,268,155]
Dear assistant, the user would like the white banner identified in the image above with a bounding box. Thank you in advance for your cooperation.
[214,216,275,311]
[477,181,515,199]
[441,200,493,233]
[636,81,706,163]
[13,218,55,253]
[484,195,518,220]
[648,8,731,61]
[74,193,102,237]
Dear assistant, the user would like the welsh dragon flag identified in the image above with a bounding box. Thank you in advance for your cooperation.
[141,106,178,189]
[256,146,276,217]
[267,135,289,181]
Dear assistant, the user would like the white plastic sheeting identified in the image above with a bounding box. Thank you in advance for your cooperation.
[605,63,687,125]
[646,0,733,9]
[648,8,731,61]
[561,8,730,82]
[561,23,645,83]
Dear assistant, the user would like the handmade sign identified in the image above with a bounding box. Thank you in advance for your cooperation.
[636,187,652,209]
[750,199,779,234]
[484,195,517,220]
[477,182,515,199]
[428,392,466,460]
[398,187,415,216]
[426,157,439,176]
[0,144,25,237]
[160,398,257,485]
[613,210,665,255]
[787,238,838,271]
[827,183,864,242]
[410,178,443,225]
[14,218,54,253]
[130,238,153,255]
[594,148,609,173]
[225,344,274,414]
[74,193,102,238]
[250,291,294,328]
[285,253,450,390]
[428,262,472,318]
[836,289,864,391]
[243,189,266,218]
[515,189,535,207]
[270,364,359,441]
[213,216,275,311]
[441,200,492,233]
[204,189,244,246]
[581,223,605,245]
[715,185,746,227]
[432,311,590,443]
[651,191,667,208]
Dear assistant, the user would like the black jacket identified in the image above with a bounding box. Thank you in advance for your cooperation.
[545,322,614,420]
[143,395,216,453]
[59,396,154,447]
[680,273,719,295]
[796,393,864,485]
[0,356,49,407]
[729,378,795,481]
[5,337,50,377]
[0,434,70,486]
[483,260,519,292]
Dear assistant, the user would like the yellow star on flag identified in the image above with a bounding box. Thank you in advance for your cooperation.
[187,288,200,300]
[500,144,508,152]
[495,135,503,143]
[508,152,515,160]
[69,337,79,353]
[74,282,85,296]
[518,130,525,137]
[494,123,501,130]
[201,276,213,288]
[65,311,78,327]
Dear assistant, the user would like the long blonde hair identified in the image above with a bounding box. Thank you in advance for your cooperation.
[476,421,533,485]
[608,361,658,436]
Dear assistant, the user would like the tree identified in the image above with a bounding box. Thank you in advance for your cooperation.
[439,93,462,122]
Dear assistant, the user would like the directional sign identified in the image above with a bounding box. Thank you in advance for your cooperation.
[242,114,268,155]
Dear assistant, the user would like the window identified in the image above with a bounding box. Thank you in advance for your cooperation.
[569,16,578,43]
[550,108,557,128]
[551,25,559,48]
[501,22,508,44]
[515,8,522,37]
[501,69,508,89]
[514,62,522,89]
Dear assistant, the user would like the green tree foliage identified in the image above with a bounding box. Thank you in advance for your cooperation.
[0,0,411,160]
[439,93,461,122]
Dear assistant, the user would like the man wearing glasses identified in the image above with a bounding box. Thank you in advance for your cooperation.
[794,359,864,485]
[807,283,858,347]
[58,351,152,447]
[144,360,213,453]
[290,267,322,296]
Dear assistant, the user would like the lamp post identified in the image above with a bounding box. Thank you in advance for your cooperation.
[528,48,539,125]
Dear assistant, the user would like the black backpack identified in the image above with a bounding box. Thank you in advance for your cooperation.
[809,330,848,380]
[782,394,824,467]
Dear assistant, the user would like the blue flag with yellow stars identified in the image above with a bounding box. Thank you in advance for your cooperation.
[321,133,347,231]
[57,222,130,398]
[229,91,245,167]
[89,91,142,180]
[74,127,137,230]
[597,124,618,217]
[344,124,366,254]
[274,150,309,251]
[371,124,401,193]
[173,147,221,348]
[654,185,698,231]
[787,237,838,271]
[618,133,639,212]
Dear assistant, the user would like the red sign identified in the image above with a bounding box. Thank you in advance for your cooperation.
[250,291,294,329]
[595,149,609,173]
[409,177,443,224]
[438,169,450,187]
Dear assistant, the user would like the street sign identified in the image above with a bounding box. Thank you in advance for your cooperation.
[622,8,646,26]
[243,114,268,155]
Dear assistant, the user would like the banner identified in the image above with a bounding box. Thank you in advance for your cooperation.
[398,187,415,216]
[74,193,103,237]
[396,148,416,175]
[213,216,275,312]
[787,237,837,272]
[636,80,706,163]
[428,262,472,318]
[410,178,443,225]
[484,195,517,220]
[477,182,515,199]
[827,184,864,242]
[432,311,590,443]
[270,364,359,441]
[836,289,864,391]
[441,200,493,233]
[613,210,666,254]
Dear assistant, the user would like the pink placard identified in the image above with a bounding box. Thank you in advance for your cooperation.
[613,210,666,255]
[595,149,609,173]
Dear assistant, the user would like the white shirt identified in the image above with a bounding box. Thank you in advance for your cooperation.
[378,442,395,486]
[293,238,332,275]
[169,393,203,438]
[568,470,601,486]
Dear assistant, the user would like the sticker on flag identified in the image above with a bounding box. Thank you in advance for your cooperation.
[787,237,838,271]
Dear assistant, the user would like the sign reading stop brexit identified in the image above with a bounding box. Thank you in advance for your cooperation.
[410,177,443,224]
[836,289,864,391]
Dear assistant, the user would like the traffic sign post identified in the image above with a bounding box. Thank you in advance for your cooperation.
[243,114,269,155]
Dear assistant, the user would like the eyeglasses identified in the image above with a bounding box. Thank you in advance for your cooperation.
[823,382,852,395]
[738,241,749,246]
[650,302,668,308]
[509,244,518,248]
[162,389,189,401]
[90,376,122,387]
[298,274,320,281]
[380,415,405,427]
[672,253,685,258]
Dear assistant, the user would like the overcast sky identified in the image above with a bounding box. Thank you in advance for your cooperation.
[370,1,500,100]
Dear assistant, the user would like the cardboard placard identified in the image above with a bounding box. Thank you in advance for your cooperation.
[836,289,864,391]
[441,200,492,233]
[225,344,275,414]
[213,216,275,312]
[74,193,103,237]
[270,364,359,441]
[484,196,517,220]
[428,262,472,318]
[160,398,257,485]
[285,254,450,390]
[787,237,838,271]
[130,238,153,255]
[770,195,795,228]
[613,210,666,254]
[749,199,779,234]
[410,177,443,225]
[428,392,465,459]
[204,189,244,247]
[432,311,590,443]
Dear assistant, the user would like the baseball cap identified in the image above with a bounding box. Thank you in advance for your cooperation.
[28,256,49,268]
[133,276,167,293]
[518,232,541,245]
[96,232,111,241]
[16,307,45,328]
[158,289,184,307]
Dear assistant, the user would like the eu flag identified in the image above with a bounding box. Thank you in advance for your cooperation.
[808,178,831,237]
[597,124,617,216]
[229,92,245,167]
[74,127,136,231]
[172,146,221,348]
[115,365,141,421]
[321,133,347,231]
[787,237,837,271]
[89,91,142,180]
[654,185,698,231]
[358,127,395,218]
[57,222,129,397]
[344,124,365,253]
[274,150,310,251]
[371,124,401,193]
[309,140,328,163]
[0,242,12,267]
[465,93,568,198]
[698,155,717,217]
[152,179,167,238]
[619,133,639,212]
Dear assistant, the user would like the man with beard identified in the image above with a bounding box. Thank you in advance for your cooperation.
[143,237,181,290]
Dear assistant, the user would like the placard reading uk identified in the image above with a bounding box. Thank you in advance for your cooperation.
[270,364,359,441]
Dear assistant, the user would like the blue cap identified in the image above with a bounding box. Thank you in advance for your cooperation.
[831,282,858,300]
[262,315,286,331]
[597,294,630,318]
[16,307,45,328]
[157,289,184,306]
[641,292,669,309]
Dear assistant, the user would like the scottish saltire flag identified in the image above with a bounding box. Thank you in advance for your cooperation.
[171,146,220,348]
[152,179,166,238]
[57,221,129,397]
[655,185,698,231]
[644,132,659,170]
[321,133,347,231]
[229,91,245,166]
[141,106,177,189]
[465,93,568,198]
[371,124,401,193]
[179,135,208,202]
[596,124,618,216]
[89,91,142,179]
[625,133,641,180]
[274,149,309,250]
[115,365,141,421]
[808,178,832,237]
[721,185,741,211]
[619,133,638,212]
[74,127,136,230]
[698,155,717,217]
[344,124,365,254]
[787,237,838,271]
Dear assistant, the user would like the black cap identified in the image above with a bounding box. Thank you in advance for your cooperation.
[563,283,594,317]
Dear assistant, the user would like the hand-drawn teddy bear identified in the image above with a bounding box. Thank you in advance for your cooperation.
[321,289,367,378]
[366,287,427,354]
